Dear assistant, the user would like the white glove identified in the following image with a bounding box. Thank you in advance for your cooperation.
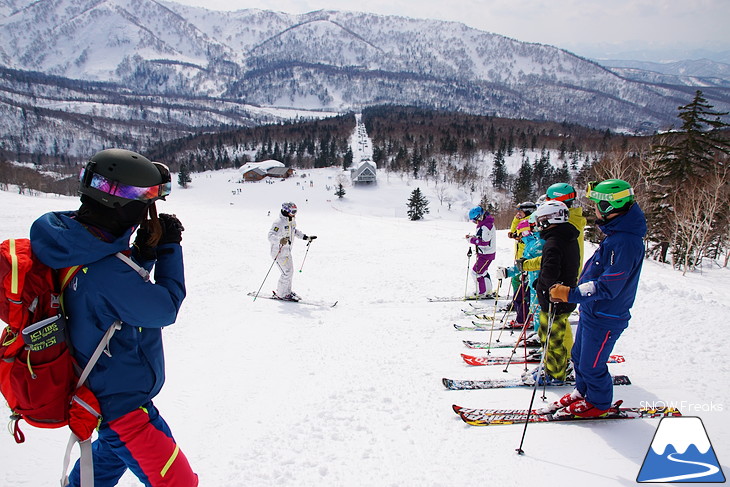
[495,267,509,280]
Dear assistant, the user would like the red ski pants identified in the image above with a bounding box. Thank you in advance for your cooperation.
[68,402,198,487]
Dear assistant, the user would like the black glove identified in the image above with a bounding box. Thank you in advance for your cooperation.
[515,258,526,272]
[133,225,156,261]
[304,235,317,241]
[158,213,185,245]
[467,247,473,257]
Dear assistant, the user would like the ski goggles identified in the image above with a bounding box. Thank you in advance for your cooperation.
[586,181,633,213]
[80,163,172,202]
[547,191,576,202]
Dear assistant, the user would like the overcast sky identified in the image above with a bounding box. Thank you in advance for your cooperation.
[167,0,730,61]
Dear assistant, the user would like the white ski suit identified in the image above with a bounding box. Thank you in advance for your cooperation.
[268,213,305,297]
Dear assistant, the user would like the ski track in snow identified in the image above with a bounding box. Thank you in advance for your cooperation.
[1,167,728,486]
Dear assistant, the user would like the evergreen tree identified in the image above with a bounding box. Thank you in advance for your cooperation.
[426,158,437,179]
[343,148,353,170]
[411,150,423,178]
[335,183,346,199]
[490,148,508,190]
[512,158,533,203]
[532,149,553,194]
[406,187,430,221]
[651,90,730,183]
[647,90,730,266]
[177,162,192,188]
[488,124,497,151]
[553,161,571,185]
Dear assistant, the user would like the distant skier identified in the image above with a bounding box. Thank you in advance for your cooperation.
[547,179,645,418]
[268,202,316,301]
[465,206,496,298]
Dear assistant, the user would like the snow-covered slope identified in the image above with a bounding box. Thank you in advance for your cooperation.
[2,0,728,135]
[0,168,728,485]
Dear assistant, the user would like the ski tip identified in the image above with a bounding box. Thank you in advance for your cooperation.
[451,404,463,415]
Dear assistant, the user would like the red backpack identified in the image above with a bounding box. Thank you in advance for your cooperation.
[0,237,85,441]
[1,237,149,486]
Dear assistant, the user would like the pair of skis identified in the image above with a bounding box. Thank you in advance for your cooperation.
[452,400,682,426]
[247,291,338,308]
[442,374,632,390]
[461,353,625,367]
[462,337,540,350]
[453,321,522,331]
[427,293,504,303]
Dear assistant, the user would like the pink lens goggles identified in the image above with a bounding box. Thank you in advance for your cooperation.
[79,167,171,202]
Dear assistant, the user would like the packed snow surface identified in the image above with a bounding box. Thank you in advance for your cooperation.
[1,167,728,486]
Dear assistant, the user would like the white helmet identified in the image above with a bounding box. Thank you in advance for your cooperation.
[530,200,569,230]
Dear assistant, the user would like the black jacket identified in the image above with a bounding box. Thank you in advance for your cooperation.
[535,222,580,315]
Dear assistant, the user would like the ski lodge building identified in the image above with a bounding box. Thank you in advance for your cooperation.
[350,159,377,184]
[240,160,294,181]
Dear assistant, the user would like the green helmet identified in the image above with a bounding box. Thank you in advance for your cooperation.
[79,149,171,208]
[546,183,576,204]
[587,179,634,216]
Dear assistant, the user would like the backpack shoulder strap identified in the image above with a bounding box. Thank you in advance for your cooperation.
[114,252,150,282]
[58,265,81,292]
[60,254,149,487]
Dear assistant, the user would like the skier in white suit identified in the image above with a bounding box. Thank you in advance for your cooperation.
[267,202,316,301]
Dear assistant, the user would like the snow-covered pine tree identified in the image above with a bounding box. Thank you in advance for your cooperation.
[491,147,508,190]
[512,157,533,203]
[647,90,730,268]
[178,162,192,188]
[406,187,430,221]
[342,149,353,170]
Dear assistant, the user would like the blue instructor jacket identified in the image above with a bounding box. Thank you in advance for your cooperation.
[568,203,646,327]
[30,211,185,423]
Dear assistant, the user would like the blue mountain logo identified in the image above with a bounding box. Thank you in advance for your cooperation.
[637,416,725,483]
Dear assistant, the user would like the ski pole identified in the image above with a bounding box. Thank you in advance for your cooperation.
[463,247,473,298]
[485,278,502,354]
[253,244,283,301]
[494,279,522,343]
[516,303,557,455]
[502,305,537,373]
[298,239,313,272]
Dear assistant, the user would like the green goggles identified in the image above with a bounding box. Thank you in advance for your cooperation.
[585,181,634,202]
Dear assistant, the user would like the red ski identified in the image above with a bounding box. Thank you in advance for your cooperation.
[461,353,625,366]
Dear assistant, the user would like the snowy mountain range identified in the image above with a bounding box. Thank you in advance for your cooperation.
[1,0,730,158]
[600,59,730,88]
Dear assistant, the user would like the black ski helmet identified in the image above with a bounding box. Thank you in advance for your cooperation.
[79,149,170,208]
[517,201,537,216]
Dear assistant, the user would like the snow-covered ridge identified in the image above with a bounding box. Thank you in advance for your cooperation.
[0,0,728,136]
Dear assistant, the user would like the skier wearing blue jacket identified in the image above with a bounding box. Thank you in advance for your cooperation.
[30,149,197,486]
[548,179,645,418]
